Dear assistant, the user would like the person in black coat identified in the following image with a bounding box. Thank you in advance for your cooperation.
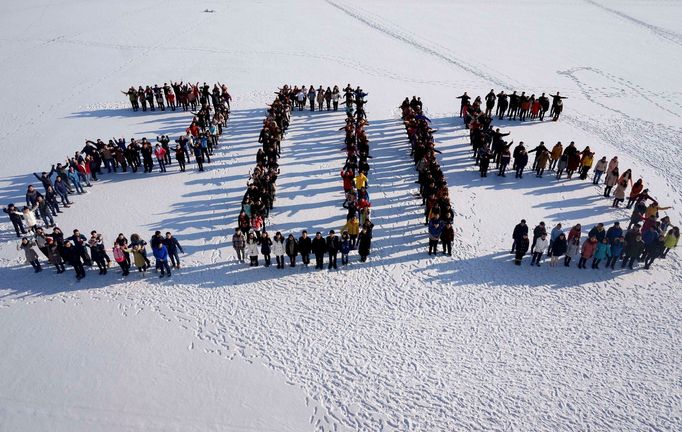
[68,229,92,266]
[64,241,86,280]
[311,232,327,269]
[622,235,645,269]
[514,235,530,265]
[3,204,27,237]
[511,219,528,253]
[357,228,371,262]
[34,167,56,192]
[285,234,298,267]
[549,234,568,267]
[325,230,340,270]
[532,222,547,249]
[643,235,665,269]
[587,223,606,243]
[163,232,184,268]
[298,231,312,266]
[514,149,529,178]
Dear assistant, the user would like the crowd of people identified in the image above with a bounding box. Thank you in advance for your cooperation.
[6,82,234,278]
[3,94,229,239]
[400,97,455,257]
[122,81,231,112]
[511,217,678,270]
[232,85,374,269]
[458,90,566,122]
[16,228,184,280]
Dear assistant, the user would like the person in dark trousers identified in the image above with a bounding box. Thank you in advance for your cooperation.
[514,234,530,265]
[531,221,546,250]
[514,148,528,178]
[153,242,171,277]
[3,204,27,237]
[175,144,186,172]
[311,232,327,269]
[484,89,495,116]
[326,230,340,269]
[298,230,312,266]
[64,241,86,280]
[69,229,92,266]
[511,219,528,253]
[456,92,471,117]
[643,235,665,269]
[357,228,371,262]
[285,234,298,267]
[622,234,645,269]
[163,232,184,269]
[441,222,454,256]
[193,143,204,171]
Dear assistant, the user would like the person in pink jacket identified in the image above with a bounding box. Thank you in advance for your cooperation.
[154,144,167,173]
[577,236,598,269]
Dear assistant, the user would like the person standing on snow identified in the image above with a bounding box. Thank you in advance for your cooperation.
[17,237,42,273]
[514,234,530,265]
[427,216,444,255]
[298,231,312,266]
[232,229,245,262]
[530,233,549,267]
[577,236,598,269]
[153,241,171,278]
[326,230,340,270]
[272,232,285,269]
[549,233,567,267]
[511,219,528,253]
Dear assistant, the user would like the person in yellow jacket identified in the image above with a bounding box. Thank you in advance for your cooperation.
[342,215,360,248]
[645,202,673,219]
[662,227,679,258]
[549,141,563,171]
[355,171,368,189]
[579,148,594,180]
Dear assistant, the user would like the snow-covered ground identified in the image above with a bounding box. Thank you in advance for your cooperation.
[1,0,681,430]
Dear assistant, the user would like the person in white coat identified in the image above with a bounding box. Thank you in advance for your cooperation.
[530,233,549,266]
[19,206,39,232]
[272,231,286,269]
[245,233,259,267]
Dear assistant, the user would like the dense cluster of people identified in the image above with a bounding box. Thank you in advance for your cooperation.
[122,81,231,112]
[3,83,231,239]
[400,97,455,256]
[458,89,566,122]
[283,84,367,119]
[511,215,678,270]
[6,81,234,278]
[16,228,184,280]
[232,85,374,269]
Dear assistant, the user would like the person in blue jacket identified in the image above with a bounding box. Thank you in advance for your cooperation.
[640,227,659,262]
[163,232,184,269]
[193,143,204,172]
[592,238,611,269]
[605,222,623,244]
[153,242,171,278]
[606,237,624,269]
[428,215,444,255]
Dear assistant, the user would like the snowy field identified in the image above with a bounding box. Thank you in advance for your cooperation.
[1,0,681,430]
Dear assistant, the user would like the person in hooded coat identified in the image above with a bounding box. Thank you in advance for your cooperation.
[285,234,298,267]
[514,234,530,265]
[357,228,371,262]
[578,237,598,269]
[549,233,567,267]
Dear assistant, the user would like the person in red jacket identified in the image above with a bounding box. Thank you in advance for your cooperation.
[577,236,598,269]
[341,169,354,193]
[154,144,167,173]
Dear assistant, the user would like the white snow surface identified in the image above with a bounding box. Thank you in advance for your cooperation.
[1,0,681,431]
